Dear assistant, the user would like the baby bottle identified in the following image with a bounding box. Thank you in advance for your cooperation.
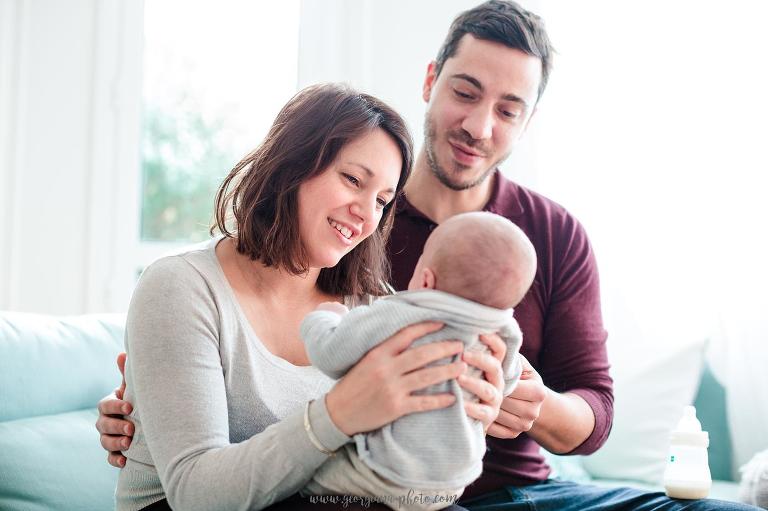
[663,405,712,499]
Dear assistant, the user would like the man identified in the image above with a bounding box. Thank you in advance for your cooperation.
[388,0,613,501]
[98,2,757,510]
[385,3,754,509]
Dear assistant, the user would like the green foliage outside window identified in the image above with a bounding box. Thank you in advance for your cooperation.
[140,103,233,242]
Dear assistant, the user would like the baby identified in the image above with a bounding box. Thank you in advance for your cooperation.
[300,211,537,510]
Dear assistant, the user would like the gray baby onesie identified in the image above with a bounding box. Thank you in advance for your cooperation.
[301,289,523,490]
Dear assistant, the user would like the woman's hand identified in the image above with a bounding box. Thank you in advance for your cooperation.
[458,333,506,432]
[95,353,135,467]
[325,322,466,436]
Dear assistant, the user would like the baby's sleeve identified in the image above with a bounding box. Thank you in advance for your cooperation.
[302,300,411,380]
[300,304,386,380]
[300,310,347,379]
[499,318,524,396]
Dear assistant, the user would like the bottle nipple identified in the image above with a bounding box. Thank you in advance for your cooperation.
[676,405,702,432]
[670,406,708,446]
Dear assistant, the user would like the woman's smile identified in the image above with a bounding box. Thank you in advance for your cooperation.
[328,217,357,242]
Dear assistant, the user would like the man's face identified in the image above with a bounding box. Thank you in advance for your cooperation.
[422,35,542,191]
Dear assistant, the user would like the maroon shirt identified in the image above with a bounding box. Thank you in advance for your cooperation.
[387,170,613,497]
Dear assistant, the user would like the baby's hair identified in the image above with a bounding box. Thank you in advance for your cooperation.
[428,212,536,309]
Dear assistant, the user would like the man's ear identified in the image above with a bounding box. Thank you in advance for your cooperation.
[420,267,437,290]
[423,61,438,103]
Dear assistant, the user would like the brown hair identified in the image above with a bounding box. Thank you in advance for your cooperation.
[212,83,413,297]
[435,0,554,101]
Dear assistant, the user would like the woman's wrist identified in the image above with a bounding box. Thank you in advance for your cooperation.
[325,387,355,437]
[305,395,351,453]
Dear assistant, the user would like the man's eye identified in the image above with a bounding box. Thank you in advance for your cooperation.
[343,174,360,186]
[454,90,473,100]
[500,108,522,120]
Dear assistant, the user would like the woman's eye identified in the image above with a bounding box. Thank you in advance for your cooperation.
[343,173,360,186]
[376,197,387,208]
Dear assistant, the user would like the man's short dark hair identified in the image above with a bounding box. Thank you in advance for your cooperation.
[435,0,554,100]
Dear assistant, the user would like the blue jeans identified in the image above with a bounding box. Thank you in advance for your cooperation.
[459,480,759,511]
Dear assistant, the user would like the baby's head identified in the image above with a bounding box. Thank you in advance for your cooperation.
[407,212,537,309]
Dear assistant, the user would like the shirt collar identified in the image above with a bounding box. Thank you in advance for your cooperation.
[396,169,525,221]
[486,169,526,218]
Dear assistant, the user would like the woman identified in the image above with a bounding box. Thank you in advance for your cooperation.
[103,83,506,510]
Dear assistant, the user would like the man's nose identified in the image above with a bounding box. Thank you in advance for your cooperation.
[461,104,493,141]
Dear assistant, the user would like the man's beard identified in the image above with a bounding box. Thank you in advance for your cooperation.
[423,113,501,191]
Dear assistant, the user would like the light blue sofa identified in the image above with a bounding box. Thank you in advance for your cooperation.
[0,312,124,511]
[0,311,743,510]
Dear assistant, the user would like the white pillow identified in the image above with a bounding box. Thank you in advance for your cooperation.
[580,339,706,484]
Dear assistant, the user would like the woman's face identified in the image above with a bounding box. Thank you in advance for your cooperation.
[298,128,402,269]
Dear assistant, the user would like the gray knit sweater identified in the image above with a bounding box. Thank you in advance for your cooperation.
[301,290,523,489]
[115,239,353,511]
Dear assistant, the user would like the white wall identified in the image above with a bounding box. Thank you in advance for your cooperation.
[0,0,143,314]
[533,0,768,473]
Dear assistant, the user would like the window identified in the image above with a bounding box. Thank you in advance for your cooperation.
[139,0,300,263]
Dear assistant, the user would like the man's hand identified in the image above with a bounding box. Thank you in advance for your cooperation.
[114,352,126,400]
[95,353,134,467]
[487,354,547,439]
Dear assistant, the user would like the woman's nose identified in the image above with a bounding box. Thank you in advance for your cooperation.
[350,196,377,223]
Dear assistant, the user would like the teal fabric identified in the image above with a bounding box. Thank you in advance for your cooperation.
[0,312,124,421]
[0,312,125,511]
[0,408,120,511]
[693,363,734,481]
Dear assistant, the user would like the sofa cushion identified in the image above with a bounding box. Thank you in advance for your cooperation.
[0,312,125,421]
[0,408,119,511]
[580,339,707,484]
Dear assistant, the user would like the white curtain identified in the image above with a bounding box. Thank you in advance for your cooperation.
[0,0,143,314]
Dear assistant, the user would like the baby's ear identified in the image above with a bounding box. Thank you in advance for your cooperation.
[421,267,437,290]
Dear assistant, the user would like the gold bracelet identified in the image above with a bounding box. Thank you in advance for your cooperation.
[304,400,336,456]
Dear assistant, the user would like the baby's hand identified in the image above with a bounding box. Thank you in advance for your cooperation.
[315,301,349,315]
